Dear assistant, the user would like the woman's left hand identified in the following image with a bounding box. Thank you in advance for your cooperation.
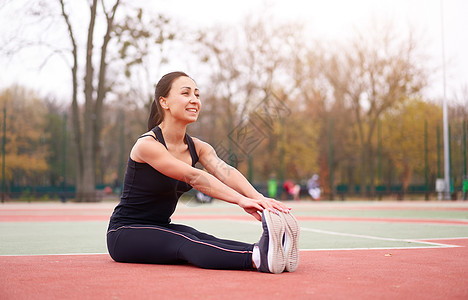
[238,196,290,221]
[256,195,291,214]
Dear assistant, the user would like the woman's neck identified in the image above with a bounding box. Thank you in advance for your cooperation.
[158,120,187,145]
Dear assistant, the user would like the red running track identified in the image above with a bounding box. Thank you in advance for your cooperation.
[1,239,467,300]
[1,214,468,225]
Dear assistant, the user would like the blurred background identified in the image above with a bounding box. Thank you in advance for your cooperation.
[0,0,467,202]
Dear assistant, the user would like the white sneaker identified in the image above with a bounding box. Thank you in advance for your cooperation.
[280,212,300,272]
[256,210,286,274]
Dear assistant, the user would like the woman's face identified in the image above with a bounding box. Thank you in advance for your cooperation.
[160,76,201,123]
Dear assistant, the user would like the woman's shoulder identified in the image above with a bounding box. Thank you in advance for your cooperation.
[191,137,211,149]
[130,131,165,163]
[191,137,215,157]
[133,130,157,142]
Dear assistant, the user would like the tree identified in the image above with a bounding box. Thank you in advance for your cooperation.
[324,23,427,197]
[56,0,121,201]
[192,14,317,183]
[447,92,468,190]
[42,98,69,187]
[97,96,147,188]
[381,98,442,197]
[0,87,49,189]
[57,1,175,201]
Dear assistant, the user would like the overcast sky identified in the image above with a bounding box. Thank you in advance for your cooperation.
[0,0,466,104]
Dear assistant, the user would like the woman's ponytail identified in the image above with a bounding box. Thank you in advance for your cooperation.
[147,98,164,130]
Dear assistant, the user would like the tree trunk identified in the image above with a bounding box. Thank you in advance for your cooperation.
[79,0,98,202]
[60,0,85,201]
[93,0,120,188]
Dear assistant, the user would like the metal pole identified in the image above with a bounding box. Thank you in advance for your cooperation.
[425,120,429,200]
[437,125,441,178]
[441,0,451,200]
[463,120,467,177]
[449,124,452,194]
[464,120,467,200]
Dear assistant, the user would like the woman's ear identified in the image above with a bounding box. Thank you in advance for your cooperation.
[159,97,168,110]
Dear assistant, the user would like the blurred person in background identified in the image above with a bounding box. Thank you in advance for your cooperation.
[307,174,321,201]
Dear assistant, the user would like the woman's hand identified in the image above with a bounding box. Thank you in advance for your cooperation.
[238,196,291,221]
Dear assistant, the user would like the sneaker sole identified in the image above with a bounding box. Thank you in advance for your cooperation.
[281,212,300,272]
[263,210,286,274]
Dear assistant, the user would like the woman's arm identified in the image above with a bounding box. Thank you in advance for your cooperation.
[194,138,290,210]
[132,136,287,221]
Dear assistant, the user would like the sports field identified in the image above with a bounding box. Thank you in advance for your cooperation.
[1,200,468,299]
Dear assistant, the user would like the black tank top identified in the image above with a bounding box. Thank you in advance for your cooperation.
[108,126,199,230]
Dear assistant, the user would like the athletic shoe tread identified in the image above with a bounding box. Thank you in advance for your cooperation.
[281,212,300,272]
[258,210,286,274]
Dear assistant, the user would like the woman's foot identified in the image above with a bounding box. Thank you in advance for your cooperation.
[256,210,286,274]
[280,212,300,272]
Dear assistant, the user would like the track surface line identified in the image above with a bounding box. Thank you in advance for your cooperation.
[240,219,465,249]
[300,227,460,247]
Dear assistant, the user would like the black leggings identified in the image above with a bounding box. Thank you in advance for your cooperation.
[107,223,255,270]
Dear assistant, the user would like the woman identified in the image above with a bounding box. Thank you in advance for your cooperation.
[107,71,300,273]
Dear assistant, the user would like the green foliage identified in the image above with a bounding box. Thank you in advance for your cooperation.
[381,98,443,189]
[0,87,49,184]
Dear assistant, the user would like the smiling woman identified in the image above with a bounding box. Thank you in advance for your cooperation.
[106,71,300,274]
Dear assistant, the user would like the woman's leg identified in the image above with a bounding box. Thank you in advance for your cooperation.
[165,223,256,269]
[107,225,184,264]
[107,224,254,270]
[166,223,254,249]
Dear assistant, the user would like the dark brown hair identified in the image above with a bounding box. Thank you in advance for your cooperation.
[147,71,190,130]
